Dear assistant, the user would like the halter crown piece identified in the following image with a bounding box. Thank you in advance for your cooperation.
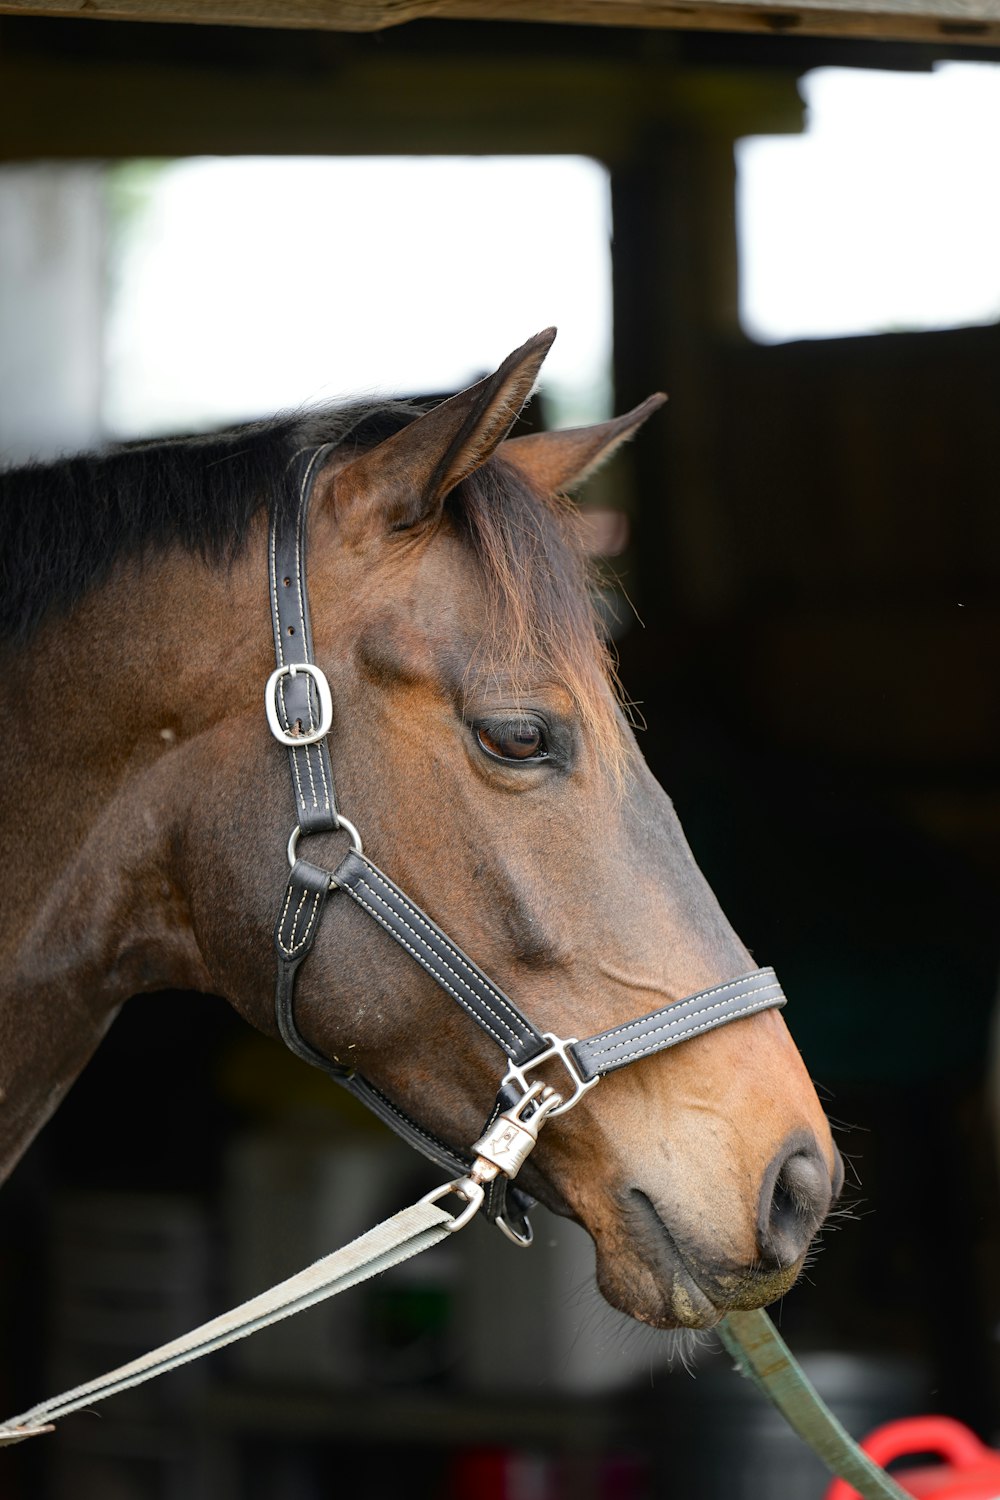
[267,446,788,1243]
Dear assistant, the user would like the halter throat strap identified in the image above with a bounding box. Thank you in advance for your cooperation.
[266,447,787,1236]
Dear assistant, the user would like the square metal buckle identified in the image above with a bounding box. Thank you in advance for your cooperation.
[502,1033,599,1118]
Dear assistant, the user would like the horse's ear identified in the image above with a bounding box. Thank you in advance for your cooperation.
[331,329,557,534]
[499,394,667,495]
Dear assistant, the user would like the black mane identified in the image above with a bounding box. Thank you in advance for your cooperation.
[1,396,624,769]
[0,403,421,643]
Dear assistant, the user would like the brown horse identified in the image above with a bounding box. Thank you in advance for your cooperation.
[0,331,839,1332]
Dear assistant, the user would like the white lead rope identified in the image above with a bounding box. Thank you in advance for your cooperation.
[0,1195,456,1447]
[0,1186,909,1500]
[0,1081,558,1448]
[0,1080,906,1500]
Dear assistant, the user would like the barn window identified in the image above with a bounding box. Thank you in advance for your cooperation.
[103,155,613,439]
[736,63,1000,343]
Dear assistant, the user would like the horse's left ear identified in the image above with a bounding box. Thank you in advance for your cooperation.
[500,393,667,495]
[331,328,556,534]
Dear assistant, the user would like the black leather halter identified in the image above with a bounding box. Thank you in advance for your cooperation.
[266,446,788,1241]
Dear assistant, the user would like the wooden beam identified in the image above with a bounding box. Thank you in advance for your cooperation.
[0,42,805,161]
[1,0,999,45]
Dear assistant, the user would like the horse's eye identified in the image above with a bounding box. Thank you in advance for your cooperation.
[476,720,547,763]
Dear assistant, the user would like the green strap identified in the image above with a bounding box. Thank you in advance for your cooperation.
[719,1310,909,1500]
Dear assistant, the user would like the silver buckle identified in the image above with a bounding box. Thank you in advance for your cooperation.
[265,662,333,747]
[502,1034,599,1118]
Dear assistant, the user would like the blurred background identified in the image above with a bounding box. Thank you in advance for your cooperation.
[1,12,1000,1498]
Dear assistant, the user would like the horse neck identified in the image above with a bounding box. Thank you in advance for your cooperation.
[0,539,265,1182]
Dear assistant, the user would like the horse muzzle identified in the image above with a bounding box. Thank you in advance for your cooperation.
[593,1131,841,1331]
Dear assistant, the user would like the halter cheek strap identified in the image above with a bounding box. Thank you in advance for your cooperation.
[266,448,788,1241]
[267,443,340,835]
[268,449,487,1188]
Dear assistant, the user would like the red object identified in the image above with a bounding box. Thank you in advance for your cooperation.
[826,1416,1000,1500]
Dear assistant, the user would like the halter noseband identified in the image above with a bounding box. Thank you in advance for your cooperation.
[266,445,787,1242]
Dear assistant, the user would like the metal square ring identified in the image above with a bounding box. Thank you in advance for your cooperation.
[502,1034,599,1118]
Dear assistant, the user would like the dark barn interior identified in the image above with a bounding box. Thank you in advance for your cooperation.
[1,10,999,1498]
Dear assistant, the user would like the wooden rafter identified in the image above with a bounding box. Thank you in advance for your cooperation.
[0,0,999,46]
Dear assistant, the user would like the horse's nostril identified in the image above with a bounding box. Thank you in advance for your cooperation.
[757,1139,833,1272]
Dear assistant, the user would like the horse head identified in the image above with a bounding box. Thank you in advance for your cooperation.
[181,331,839,1329]
[0,331,838,1332]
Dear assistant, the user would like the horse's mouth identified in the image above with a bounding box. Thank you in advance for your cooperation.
[595,1191,802,1332]
[618,1192,723,1329]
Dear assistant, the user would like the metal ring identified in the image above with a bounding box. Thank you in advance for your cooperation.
[286,815,364,869]
[495,1209,534,1249]
[420,1178,484,1234]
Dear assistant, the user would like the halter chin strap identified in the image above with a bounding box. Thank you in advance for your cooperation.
[266,447,787,1242]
